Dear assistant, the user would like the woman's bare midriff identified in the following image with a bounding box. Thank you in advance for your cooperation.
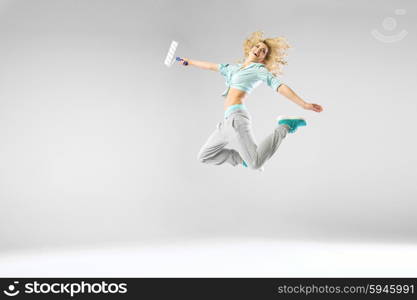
[224,88,248,110]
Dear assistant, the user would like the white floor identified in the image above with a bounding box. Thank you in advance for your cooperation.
[1,238,416,277]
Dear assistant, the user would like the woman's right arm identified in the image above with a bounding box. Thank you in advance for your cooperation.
[179,58,219,71]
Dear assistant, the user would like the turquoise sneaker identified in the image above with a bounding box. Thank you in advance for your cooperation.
[277,116,307,133]
[242,160,264,172]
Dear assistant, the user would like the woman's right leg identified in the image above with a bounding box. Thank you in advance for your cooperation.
[197,120,243,166]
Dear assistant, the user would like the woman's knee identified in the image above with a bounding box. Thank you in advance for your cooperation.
[197,149,210,163]
[197,152,205,163]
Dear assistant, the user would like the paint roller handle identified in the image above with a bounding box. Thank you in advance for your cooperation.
[176,57,189,66]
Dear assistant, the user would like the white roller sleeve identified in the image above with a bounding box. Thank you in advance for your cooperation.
[164,40,178,67]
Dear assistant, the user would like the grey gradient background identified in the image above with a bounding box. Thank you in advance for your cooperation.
[0,0,416,254]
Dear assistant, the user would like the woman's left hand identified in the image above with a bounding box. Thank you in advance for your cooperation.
[303,102,323,112]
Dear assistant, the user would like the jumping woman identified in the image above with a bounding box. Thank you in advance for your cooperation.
[178,31,323,171]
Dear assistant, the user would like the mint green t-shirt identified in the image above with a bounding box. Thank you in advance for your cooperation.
[218,62,283,97]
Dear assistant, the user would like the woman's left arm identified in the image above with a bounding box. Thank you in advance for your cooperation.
[277,84,323,113]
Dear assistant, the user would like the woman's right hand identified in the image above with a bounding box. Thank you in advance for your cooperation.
[175,56,189,66]
[178,57,189,66]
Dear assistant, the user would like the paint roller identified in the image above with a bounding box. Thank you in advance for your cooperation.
[164,40,188,67]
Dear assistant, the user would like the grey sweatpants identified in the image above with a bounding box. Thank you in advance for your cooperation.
[197,108,288,170]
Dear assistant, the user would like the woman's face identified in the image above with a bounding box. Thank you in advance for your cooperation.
[249,42,269,63]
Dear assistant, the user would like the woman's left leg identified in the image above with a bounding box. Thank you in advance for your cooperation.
[231,113,288,170]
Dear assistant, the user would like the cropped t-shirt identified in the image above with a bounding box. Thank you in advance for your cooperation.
[218,62,283,97]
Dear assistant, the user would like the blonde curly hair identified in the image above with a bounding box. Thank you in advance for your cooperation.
[237,31,291,76]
